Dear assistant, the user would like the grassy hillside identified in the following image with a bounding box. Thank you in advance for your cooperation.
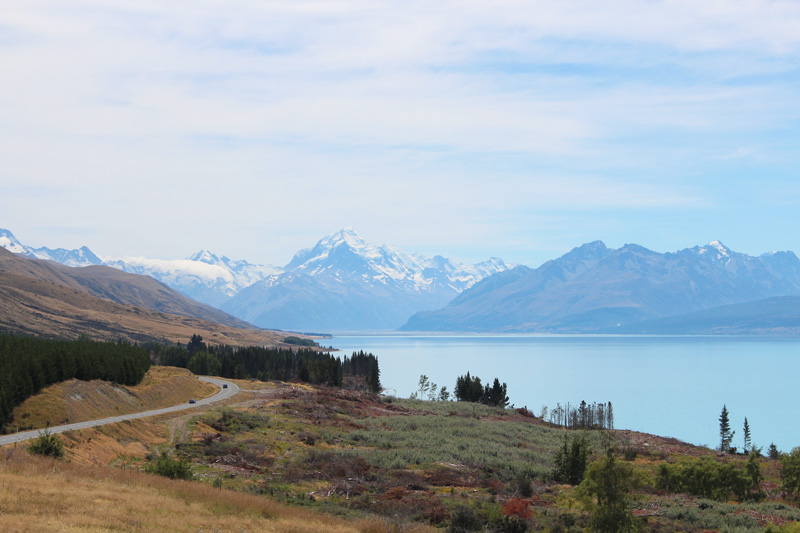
[0,248,294,345]
[0,448,423,532]
[6,366,217,433]
[4,373,800,531]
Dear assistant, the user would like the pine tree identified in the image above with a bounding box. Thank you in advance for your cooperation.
[743,417,752,454]
[719,405,735,453]
[365,359,381,393]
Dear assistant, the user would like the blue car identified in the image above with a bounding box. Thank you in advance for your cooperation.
[189,399,196,404]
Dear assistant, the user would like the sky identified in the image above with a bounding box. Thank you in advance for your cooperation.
[2,0,800,268]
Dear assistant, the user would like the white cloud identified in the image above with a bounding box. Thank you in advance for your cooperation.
[1,0,799,264]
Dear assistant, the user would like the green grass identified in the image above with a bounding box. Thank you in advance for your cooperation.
[342,399,610,481]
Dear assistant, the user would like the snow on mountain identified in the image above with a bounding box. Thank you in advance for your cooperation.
[2,225,512,330]
[0,229,27,255]
[187,250,284,289]
[103,252,283,308]
[280,227,509,293]
[223,228,514,331]
[402,240,800,333]
[28,246,104,267]
[0,228,102,266]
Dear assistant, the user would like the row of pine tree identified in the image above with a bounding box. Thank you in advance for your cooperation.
[152,336,381,393]
[0,334,151,430]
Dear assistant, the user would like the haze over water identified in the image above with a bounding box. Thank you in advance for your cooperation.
[331,335,800,453]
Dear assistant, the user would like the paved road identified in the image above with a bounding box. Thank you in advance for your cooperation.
[0,376,239,446]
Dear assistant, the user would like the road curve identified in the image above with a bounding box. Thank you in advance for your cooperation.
[0,376,239,446]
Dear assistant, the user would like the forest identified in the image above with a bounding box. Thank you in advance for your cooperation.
[152,336,380,393]
[0,334,151,431]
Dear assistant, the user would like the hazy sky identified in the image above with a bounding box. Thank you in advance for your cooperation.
[2,0,799,267]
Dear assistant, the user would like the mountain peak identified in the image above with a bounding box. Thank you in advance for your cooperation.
[0,228,26,254]
[188,250,220,263]
[696,240,732,259]
[321,227,367,249]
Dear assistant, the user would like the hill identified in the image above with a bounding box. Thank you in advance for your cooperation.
[401,240,800,333]
[5,366,217,433]
[0,248,287,345]
[4,377,797,532]
[0,448,392,532]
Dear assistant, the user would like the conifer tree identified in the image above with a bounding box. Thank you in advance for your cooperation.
[743,417,752,453]
[366,360,381,393]
[719,405,735,453]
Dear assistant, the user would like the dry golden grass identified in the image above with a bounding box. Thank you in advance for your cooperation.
[0,271,288,346]
[59,418,169,465]
[8,367,217,432]
[0,448,434,532]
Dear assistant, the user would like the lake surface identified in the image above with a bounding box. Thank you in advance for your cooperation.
[329,335,800,452]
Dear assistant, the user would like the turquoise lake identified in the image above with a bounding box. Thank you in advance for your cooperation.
[329,335,800,452]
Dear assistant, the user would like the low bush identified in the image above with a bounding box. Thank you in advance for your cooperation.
[145,453,193,480]
[27,429,64,458]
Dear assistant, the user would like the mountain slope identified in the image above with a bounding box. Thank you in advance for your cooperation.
[0,247,287,345]
[0,248,251,329]
[601,295,800,335]
[0,228,282,308]
[401,241,800,332]
[222,228,513,331]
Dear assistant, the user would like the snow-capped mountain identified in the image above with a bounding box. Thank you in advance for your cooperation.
[104,251,282,308]
[2,227,511,330]
[0,228,103,267]
[0,229,27,255]
[221,228,514,331]
[401,240,800,333]
[280,227,506,293]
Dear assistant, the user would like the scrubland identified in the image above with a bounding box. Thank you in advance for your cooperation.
[4,371,800,532]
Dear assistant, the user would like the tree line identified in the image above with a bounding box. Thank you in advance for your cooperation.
[0,334,151,430]
[454,372,509,407]
[543,400,614,430]
[152,336,380,393]
[408,372,510,407]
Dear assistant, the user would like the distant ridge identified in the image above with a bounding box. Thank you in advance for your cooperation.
[400,240,800,333]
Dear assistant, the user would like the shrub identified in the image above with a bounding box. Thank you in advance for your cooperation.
[781,447,800,500]
[27,429,64,458]
[577,448,639,533]
[552,434,590,485]
[656,455,762,502]
[502,498,532,519]
[449,506,483,532]
[145,453,193,480]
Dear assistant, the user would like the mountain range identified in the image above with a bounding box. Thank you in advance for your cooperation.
[401,240,800,333]
[5,226,800,334]
[1,227,513,332]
